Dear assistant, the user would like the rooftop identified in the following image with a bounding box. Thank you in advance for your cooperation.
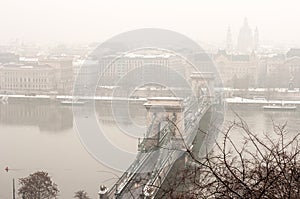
[0,63,53,70]
[287,48,300,58]
[123,52,174,59]
[232,55,250,61]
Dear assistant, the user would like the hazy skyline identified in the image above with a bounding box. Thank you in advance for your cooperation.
[1,0,300,46]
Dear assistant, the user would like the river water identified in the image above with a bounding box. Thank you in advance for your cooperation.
[0,101,300,198]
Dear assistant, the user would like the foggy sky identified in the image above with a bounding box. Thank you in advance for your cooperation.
[0,0,299,45]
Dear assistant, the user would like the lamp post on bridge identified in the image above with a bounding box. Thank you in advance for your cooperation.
[98,185,108,199]
[13,178,15,199]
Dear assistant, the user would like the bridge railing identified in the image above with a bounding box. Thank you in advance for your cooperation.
[107,152,151,197]
[143,149,184,197]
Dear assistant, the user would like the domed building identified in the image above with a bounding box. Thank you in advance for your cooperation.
[237,18,255,54]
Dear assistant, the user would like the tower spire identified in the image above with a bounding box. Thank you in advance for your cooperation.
[226,26,233,53]
[254,26,259,51]
[244,17,248,26]
[237,17,253,54]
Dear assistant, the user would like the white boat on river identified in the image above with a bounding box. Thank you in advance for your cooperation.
[61,99,86,105]
[263,104,297,111]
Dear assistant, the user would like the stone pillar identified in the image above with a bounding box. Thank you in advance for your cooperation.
[98,185,108,199]
[144,97,185,139]
[190,72,215,98]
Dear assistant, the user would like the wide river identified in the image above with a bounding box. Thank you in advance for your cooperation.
[1,100,300,198]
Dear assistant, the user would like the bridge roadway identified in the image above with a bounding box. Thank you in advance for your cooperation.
[107,98,212,198]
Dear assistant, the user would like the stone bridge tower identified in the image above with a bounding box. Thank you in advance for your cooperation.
[143,97,185,137]
[141,97,185,151]
[190,72,215,99]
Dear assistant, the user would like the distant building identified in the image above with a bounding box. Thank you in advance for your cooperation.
[266,54,286,76]
[285,48,300,87]
[265,54,288,88]
[98,51,180,85]
[254,27,259,51]
[0,53,19,64]
[237,18,254,54]
[234,18,260,54]
[190,52,214,72]
[73,58,99,94]
[38,57,73,94]
[214,50,258,87]
[226,27,233,53]
[0,63,55,94]
[286,48,300,58]
[259,48,300,88]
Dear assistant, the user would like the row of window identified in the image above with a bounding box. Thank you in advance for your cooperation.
[1,84,49,89]
[2,72,50,77]
[2,77,49,83]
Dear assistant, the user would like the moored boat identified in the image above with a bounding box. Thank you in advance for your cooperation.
[263,104,297,111]
[61,99,86,105]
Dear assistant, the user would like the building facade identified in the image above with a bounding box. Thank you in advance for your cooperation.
[0,63,55,94]
[98,51,180,85]
[285,49,300,87]
[214,50,258,87]
[38,57,73,94]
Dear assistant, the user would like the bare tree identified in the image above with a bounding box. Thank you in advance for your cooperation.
[154,116,300,198]
[18,171,59,199]
[74,190,91,199]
